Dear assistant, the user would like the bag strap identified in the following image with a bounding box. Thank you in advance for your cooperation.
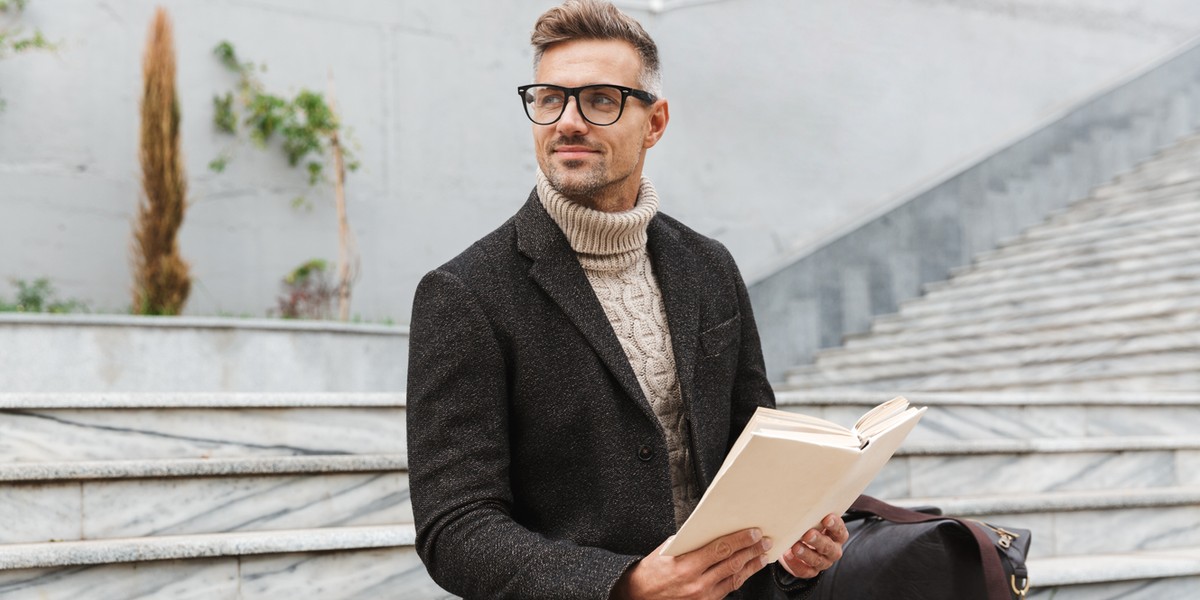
[849,495,1012,600]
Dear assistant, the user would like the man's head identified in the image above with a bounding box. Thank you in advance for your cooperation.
[526,0,669,213]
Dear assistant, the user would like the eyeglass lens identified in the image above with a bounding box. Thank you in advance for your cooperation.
[523,85,626,126]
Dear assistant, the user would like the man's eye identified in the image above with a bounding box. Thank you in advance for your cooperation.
[537,95,565,107]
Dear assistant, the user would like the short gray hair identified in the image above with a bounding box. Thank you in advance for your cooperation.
[530,0,663,96]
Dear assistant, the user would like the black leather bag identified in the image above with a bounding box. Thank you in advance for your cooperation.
[812,495,1031,600]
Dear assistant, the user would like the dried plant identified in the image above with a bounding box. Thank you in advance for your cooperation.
[132,7,190,315]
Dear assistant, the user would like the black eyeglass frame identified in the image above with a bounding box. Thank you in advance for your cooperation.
[517,83,658,126]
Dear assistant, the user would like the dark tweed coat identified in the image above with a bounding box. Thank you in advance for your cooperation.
[407,191,816,599]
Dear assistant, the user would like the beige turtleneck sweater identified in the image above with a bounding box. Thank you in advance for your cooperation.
[537,171,700,528]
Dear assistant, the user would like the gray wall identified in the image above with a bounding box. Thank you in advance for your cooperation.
[3,0,1200,326]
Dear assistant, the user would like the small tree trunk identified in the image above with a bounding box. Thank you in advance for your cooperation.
[332,131,351,321]
[327,77,352,321]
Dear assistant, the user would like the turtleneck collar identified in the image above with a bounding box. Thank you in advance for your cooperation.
[536,170,659,272]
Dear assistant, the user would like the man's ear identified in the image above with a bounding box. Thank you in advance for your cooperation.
[643,99,669,149]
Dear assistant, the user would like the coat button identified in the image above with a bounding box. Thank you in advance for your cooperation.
[638,445,654,461]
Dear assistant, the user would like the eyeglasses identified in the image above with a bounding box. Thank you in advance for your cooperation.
[517,84,657,126]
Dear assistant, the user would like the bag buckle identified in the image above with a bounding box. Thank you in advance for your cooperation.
[1011,574,1030,597]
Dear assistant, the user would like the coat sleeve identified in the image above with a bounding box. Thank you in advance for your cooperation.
[407,269,639,600]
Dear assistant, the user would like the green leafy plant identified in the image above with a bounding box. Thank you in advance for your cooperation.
[0,278,89,313]
[274,259,334,319]
[0,0,57,111]
[210,40,360,321]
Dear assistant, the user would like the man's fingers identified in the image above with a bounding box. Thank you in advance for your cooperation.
[779,525,842,580]
[781,538,830,578]
[822,513,849,544]
[693,528,763,569]
[802,528,843,565]
[710,538,772,596]
[779,549,821,579]
[706,536,771,578]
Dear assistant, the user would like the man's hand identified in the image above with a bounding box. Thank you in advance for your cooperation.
[612,528,772,600]
[778,513,848,579]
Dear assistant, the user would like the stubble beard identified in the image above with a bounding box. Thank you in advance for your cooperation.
[545,158,610,207]
[544,150,641,212]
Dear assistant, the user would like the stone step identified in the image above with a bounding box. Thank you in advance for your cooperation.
[0,525,412,570]
[998,182,1197,248]
[1043,173,1200,229]
[961,199,1200,278]
[932,229,1197,292]
[1094,137,1200,194]
[917,244,1200,307]
[874,274,1199,336]
[1089,135,1200,195]
[775,391,1200,442]
[883,487,1200,560]
[835,312,1198,367]
[0,393,406,463]
[900,251,1200,321]
[0,454,405,481]
[841,294,1200,353]
[0,527,449,599]
[790,349,1200,392]
[868,436,1200,499]
[821,312,1200,370]
[1027,547,1200,599]
[798,328,1200,389]
[993,177,1200,253]
[1,466,410,545]
[0,392,406,409]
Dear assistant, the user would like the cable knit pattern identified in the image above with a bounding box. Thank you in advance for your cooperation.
[537,171,700,528]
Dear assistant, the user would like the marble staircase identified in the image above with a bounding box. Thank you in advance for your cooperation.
[779,132,1200,598]
[6,391,1197,597]
[6,141,1200,600]
[0,393,449,598]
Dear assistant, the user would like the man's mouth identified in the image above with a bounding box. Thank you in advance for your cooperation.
[553,145,599,159]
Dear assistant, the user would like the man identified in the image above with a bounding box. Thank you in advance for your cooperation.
[407,1,847,598]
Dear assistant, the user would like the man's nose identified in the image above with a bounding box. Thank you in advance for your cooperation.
[555,96,589,135]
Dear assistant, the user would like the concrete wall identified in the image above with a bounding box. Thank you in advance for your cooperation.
[2,0,1200,326]
[0,314,409,391]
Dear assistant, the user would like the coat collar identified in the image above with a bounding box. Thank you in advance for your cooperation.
[514,189,701,426]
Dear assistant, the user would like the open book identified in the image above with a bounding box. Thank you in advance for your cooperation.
[662,396,925,562]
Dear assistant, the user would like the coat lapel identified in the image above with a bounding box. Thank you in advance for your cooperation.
[515,191,659,424]
[647,217,700,422]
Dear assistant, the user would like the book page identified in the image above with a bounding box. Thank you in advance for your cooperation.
[852,396,911,440]
[756,429,862,449]
[663,402,925,562]
[759,406,925,561]
[664,434,862,561]
[713,408,853,484]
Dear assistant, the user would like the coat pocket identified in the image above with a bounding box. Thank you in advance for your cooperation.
[699,313,741,357]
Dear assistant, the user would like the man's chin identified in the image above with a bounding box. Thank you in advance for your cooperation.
[546,171,604,199]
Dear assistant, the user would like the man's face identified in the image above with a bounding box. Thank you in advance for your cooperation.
[532,38,668,212]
